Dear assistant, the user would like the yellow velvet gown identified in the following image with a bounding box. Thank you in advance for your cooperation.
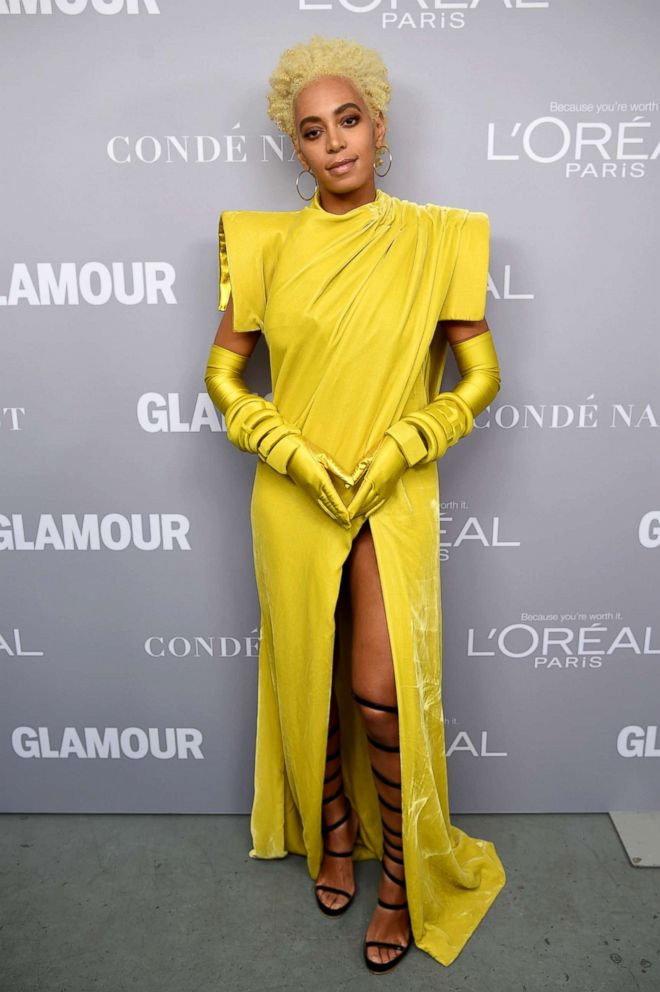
[216,186,506,967]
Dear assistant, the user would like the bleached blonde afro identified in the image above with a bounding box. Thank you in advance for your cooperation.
[267,34,392,169]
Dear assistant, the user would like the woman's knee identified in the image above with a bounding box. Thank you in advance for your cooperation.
[353,702,398,740]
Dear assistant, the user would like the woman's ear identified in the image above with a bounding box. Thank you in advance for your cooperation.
[374,110,386,146]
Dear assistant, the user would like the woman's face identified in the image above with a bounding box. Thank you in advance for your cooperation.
[293,75,385,201]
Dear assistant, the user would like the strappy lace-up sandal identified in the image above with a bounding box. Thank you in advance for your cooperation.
[352,690,412,973]
[314,717,360,917]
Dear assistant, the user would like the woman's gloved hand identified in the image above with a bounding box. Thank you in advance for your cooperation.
[384,329,501,468]
[345,435,409,521]
[305,439,373,490]
[205,343,355,527]
[205,343,303,473]
[286,442,352,528]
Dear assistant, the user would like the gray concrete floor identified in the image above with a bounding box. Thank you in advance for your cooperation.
[1,812,657,992]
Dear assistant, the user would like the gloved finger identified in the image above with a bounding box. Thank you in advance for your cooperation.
[319,474,344,503]
[346,482,374,520]
[316,495,339,524]
[314,451,357,488]
[319,480,351,522]
[361,482,388,518]
[317,492,349,528]
[287,454,344,515]
[304,484,342,523]
[348,459,372,487]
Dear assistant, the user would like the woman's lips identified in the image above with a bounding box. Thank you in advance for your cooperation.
[328,158,357,175]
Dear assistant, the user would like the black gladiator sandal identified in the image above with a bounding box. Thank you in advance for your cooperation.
[352,690,412,974]
[314,717,360,917]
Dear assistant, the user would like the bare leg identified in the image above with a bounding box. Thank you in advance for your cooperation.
[314,567,359,913]
[348,519,411,967]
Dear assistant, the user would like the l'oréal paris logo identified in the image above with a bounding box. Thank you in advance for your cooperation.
[299,0,549,32]
[488,109,660,179]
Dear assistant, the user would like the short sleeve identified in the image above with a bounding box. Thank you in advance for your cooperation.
[217,209,292,332]
[438,211,490,322]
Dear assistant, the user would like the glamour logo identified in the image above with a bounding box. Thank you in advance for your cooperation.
[0,514,191,551]
[137,391,273,432]
[145,631,261,659]
[1,0,159,13]
[485,398,660,430]
[138,393,223,433]
[299,0,549,31]
[639,511,660,549]
[0,628,43,657]
[12,726,203,759]
[0,262,176,306]
[487,115,659,178]
[466,618,659,669]
[617,726,660,758]
[439,515,519,561]
[445,729,507,759]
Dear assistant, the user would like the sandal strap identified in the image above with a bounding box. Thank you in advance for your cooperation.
[377,896,408,911]
[322,782,343,805]
[323,846,353,857]
[364,939,407,951]
[325,747,340,762]
[377,792,401,813]
[323,765,341,785]
[351,690,398,714]
[366,733,400,753]
[354,695,409,926]
[315,883,353,898]
[322,796,351,834]
[382,858,406,888]
[382,819,402,839]
[372,765,401,789]
[383,842,404,865]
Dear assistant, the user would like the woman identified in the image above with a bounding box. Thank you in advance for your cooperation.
[204,34,506,973]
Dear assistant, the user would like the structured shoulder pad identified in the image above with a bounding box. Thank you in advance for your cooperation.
[438,210,490,322]
[218,210,296,331]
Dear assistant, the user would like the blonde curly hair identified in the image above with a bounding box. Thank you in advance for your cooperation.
[266,34,392,169]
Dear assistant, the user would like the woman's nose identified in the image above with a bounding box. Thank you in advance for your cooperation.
[327,130,346,152]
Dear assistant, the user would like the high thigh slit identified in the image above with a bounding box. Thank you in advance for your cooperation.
[345,525,412,969]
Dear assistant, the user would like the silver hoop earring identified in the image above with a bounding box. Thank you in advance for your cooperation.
[296,167,318,200]
[374,144,393,178]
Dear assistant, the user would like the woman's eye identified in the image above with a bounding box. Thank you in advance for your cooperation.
[303,115,360,140]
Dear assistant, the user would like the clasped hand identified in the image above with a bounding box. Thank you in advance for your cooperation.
[286,436,409,529]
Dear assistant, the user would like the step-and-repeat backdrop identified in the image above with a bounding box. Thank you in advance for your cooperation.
[2,0,658,813]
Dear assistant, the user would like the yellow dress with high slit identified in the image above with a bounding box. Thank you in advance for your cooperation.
[216,186,506,967]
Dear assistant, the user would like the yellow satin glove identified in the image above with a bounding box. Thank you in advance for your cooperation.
[345,436,409,520]
[308,441,373,490]
[204,343,352,527]
[384,329,501,467]
[285,443,352,528]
